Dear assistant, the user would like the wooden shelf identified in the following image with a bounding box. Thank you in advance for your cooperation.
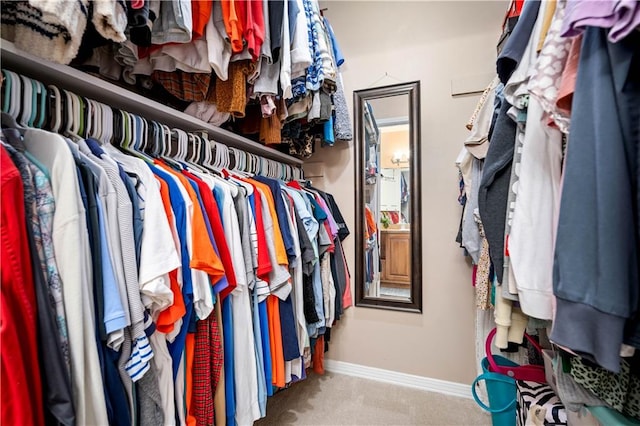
[0,40,303,166]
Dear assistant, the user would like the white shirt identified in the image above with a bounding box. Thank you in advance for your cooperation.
[509,99,561,321]
[103,146,180,316]
[279,0,292,99]
[206,4,232,81]
[24,129,109,425]
[290,0,312,79]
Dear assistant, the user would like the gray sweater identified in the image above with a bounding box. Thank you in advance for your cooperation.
[478,96,517,285]
[551,27,640,373]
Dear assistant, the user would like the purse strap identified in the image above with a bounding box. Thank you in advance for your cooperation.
[485,328,543,373]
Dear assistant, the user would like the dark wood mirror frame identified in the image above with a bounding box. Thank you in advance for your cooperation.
[354,81,422,313]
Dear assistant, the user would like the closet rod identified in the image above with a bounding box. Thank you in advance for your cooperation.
[0,41,304,166]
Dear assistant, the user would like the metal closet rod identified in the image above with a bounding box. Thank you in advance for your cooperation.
[0,40,304,166]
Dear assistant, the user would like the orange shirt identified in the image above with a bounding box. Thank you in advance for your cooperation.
[155,176,186,333]
[267,295,285,388]
[312,335,325,375]
[185,333,197,426]
[155,161,225,282]
[365,205,377,240]
[222,0,244,53]
[192,0,213,39]
[251,179,289,267]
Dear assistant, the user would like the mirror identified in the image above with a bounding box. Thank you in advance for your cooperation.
[354,81,422,312]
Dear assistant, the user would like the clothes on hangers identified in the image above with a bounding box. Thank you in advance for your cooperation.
[0,74,351,425]
[457,1,640,415]
[1,0,353,154]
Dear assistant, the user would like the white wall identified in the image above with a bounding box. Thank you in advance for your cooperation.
[308,1,507,385]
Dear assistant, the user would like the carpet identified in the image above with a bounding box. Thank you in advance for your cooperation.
[256,371,491,425]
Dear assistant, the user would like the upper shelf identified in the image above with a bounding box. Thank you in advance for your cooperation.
[0,40,303,166]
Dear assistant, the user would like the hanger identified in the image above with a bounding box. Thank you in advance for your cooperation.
[366,72,405,89]
[73,92,85,137]
[96,100,107,142]
[84,98,94,138]
[160,124,170,157]
[88,99,99,140]
[177,128,188,162]
[62,89,74,136]
[33,79,47,129]
[1,70,11,114]
[4,71,19,119]
[27,79,40,128]
[184,133,208,173]
[8,71,22,120]
[18,74,32,127]
[26,78,39,128]
[48,85,63,133]
[80,96,90,137]
[138,117,148,153]
[73,92,84,137]
[111,107,121,145]
[121,110,131,149]
[148,121,161,157]
[250,153,258,175]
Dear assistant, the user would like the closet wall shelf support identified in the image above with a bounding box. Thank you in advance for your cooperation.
[0,41,303,166]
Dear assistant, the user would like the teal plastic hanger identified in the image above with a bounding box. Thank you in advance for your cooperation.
[34,80,47,129]
[27,79,38,127]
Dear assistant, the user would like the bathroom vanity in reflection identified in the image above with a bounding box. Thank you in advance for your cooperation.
[379,228,411,287]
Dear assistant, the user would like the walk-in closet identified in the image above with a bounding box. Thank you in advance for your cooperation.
[1,1,639,425]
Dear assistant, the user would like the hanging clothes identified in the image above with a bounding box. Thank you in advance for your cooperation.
[0,67,352,425]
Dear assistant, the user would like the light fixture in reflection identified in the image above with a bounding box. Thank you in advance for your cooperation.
[391,150,410,165]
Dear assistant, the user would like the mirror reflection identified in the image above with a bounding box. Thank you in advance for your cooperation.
[355,81,421,312]
[364,97,412,300]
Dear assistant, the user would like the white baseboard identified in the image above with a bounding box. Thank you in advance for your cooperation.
[324,359,472,400]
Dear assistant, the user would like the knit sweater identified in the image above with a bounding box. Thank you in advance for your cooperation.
[1,0,89,65]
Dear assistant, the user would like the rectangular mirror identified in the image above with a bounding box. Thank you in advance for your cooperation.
[354,81,422,312]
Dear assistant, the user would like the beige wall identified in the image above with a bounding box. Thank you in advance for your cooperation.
[309,1,506,385]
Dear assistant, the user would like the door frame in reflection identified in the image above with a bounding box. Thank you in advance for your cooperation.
[354,81,422,313]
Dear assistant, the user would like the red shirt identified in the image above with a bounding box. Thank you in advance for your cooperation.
[245,0,265,61]
[1,147,44,426]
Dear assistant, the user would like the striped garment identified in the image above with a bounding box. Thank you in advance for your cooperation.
[1,0,127,65]
[1,0,88,64]
[517,380,567,426]
[79,139,152,381]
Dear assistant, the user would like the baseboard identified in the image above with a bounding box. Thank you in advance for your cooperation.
[324,359,472,400]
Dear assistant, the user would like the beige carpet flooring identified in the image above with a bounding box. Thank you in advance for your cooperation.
[256,371,491,425]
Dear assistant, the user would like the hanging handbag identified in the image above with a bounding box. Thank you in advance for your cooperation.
[472,328,547,426]
[486,328,547,383]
